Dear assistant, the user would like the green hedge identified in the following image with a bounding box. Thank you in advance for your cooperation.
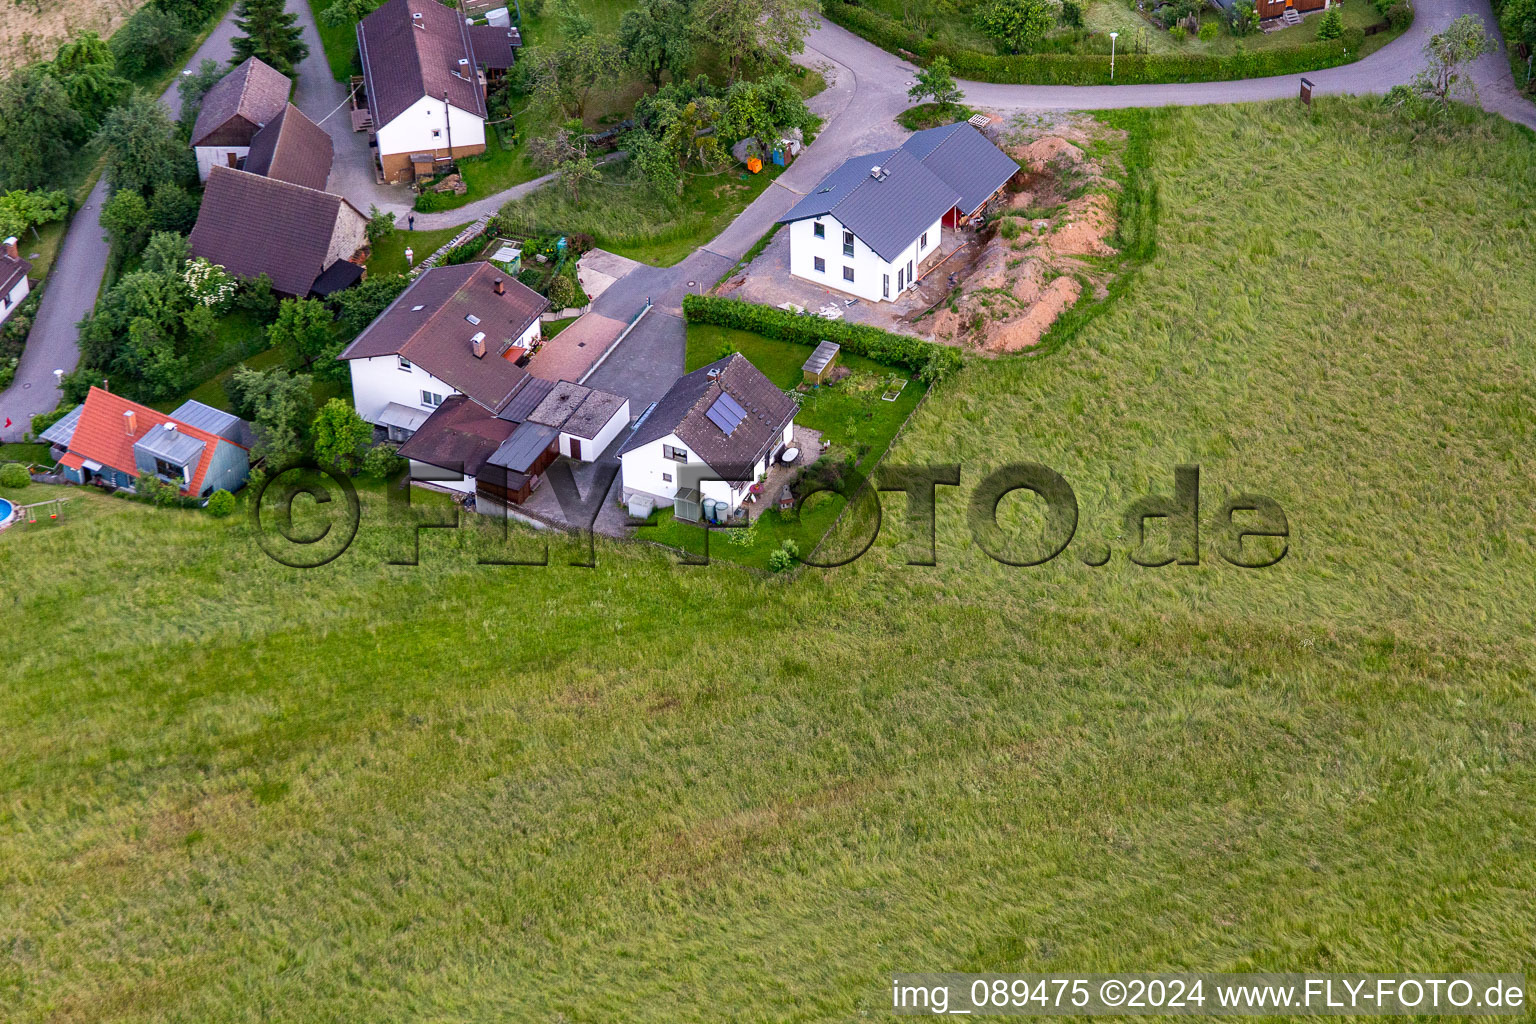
[824,1,1366,85]
[682,295,963,383]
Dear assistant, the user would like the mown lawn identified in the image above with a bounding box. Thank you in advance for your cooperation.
[4,99,1536,1022]
[365,223,467,277]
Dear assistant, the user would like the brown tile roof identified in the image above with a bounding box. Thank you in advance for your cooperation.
[357,0,486,131]
[467,24,519,69]
[244,104,334,191]
[337,263,548,413]
[190,57,292,148]
[397,394,515,475]
[619,354,796,481]
[188,166,362,297]
[62,387,247,496]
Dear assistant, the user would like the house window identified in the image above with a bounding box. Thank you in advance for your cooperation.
[920,231,928,249]
[398,356,412,371]
[883,273,889,298]
[662,472,673,483]
[421,390,444,408]
[432,129,442,138]
[813,222,825,238]
[153,458,185,482]
[897,269,904,291]
[813,256,825,273]
[843,266,854,283]
[908,259,915,281]
[662,444,688,462]
[842,229,854,258]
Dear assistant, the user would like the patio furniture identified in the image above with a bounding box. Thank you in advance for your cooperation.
[781,446,800,463]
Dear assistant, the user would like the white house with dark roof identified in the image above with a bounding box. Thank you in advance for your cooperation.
[619,354,797,518]
[357,0,491,183]
[777,122,1018,303]
[338,262,549,440]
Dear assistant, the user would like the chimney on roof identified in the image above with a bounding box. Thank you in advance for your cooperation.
[165,422,177,432]
[123,409,137,435]
[470,331,486,358]
[870,165,885,180]
[2,236,17,260]
[493,277,504,295]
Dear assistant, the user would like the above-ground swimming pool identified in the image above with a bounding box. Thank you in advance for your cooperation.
[0,498,13,530]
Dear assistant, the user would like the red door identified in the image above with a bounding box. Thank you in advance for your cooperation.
[569,437,581,461]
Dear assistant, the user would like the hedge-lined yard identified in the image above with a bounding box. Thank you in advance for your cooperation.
[682,294,963,382]
[825,0,1376,84]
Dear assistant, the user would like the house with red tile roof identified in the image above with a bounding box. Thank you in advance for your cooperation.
[38,388,254,497]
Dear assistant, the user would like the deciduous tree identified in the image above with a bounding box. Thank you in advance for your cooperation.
[178,58,228,128]
[908,57,965,113]
[96,97,191,196]
[1412,14,1496,107]
[0,68,86,190]
[312,398,374,474]
[269,297,337,367]
[110,8,191,79]
[227,367,316,467]
[48,34,131,129]
[692,0,819,82]
[978,0,1055,54]
[0,189,69,241]
[619,0,694,88]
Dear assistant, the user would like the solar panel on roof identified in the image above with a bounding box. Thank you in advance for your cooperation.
[705,392,747,435]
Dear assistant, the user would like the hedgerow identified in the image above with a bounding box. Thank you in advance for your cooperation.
[824,1,1367,84]
[682,295,963,383]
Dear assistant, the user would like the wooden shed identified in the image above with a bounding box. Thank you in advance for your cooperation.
[802,341,841,385]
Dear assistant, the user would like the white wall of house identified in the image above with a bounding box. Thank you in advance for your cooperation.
[560,399,629,461]
[194,146,249,182]
[375,95,486,161]
[348,354,458,425]
[787,213,943,303]
[1,271,29,323]
[409,461,475,493]
[620,420,794,513]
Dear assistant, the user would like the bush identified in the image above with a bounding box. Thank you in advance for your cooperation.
[1385,2,1412,29]
[110,8,191,79]
[1169,24,1188,41]
[442,240,486,266]
[205,489,235,516]
[682,295,963,383]
[360,443,406,479]
[1316,8,1344,40]
[767,547,794,573]
[0,462,31,488]
[547,272,578,309]
[413,190,455,213]
[1198,20,1219,41]
[822,1,1367,84]
[1060,0,1084,27]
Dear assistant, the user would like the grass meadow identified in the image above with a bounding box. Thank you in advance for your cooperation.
[3,98,1536,1021]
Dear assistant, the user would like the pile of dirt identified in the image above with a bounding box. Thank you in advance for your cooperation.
[919,118,1123,354]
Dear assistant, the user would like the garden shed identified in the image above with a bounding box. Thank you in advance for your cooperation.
[802,341,841,385]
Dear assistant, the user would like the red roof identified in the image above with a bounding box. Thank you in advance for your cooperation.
[63,388,245,495]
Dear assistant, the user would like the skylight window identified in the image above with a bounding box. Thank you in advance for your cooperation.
[411,305,425,311]
[466,314,481,325]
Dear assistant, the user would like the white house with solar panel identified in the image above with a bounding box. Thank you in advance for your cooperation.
[619,354,798,520]
[776,122,1019,304]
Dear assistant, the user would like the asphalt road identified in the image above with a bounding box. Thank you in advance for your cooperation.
[2,0,1530,442]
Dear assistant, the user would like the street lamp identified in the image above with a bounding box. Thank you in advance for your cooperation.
[52,369,63,388]
[1110,32,1119,81]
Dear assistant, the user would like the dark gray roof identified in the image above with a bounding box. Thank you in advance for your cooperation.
[39,404,83,447]
[779,122,1018,260]
[134,424,208,466]
[169,399,254,446]
[899,122,1020,216]
[497,376,555,423]
[527,380,591,429]
[486,421,557,472]
[190,57,291,148]
[397,394,515,474]
[778,148,959,262]
[802,340,839,375]
[357,0,487,130]
[563,389,627,440]
[619,354,795,481]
